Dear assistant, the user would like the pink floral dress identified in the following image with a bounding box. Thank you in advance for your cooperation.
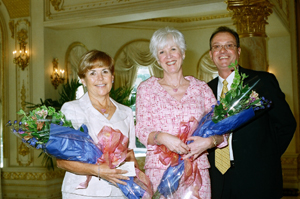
[136,76,217,199]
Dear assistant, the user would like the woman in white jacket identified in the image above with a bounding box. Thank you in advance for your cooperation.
[57,50,137,199]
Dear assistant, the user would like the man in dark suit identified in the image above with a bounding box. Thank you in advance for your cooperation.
[207,26,297,199]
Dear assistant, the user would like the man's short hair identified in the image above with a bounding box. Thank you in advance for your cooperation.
[209,26,240,49]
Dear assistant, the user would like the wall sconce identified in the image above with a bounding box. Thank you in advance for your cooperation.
[50,58,65,89]
[13,29,30,70]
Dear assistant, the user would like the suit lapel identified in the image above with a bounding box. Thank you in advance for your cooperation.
[208,77,219,99]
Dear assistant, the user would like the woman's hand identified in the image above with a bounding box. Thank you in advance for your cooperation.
[99,163,130,186]
[56,159,130,186]
[158,133,190,154]
[126,149,140,170]
[183,136,213,160]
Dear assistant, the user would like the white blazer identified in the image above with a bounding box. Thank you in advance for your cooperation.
[60,93,136,197]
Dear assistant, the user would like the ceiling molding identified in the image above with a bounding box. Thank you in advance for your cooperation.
[100,13,233,31]
[43,0,227,29]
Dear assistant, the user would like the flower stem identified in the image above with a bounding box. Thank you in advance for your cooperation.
[152,190,161,199]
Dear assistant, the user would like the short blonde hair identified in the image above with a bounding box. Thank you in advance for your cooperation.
[149,27,186,60]
[78,50,114,79]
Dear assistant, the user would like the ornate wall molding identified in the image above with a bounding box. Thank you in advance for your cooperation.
[13,19,32,167]
[146,13,233,23]
[50,0,64,11]
[227,0,273,37]
[2,170,65,180]
[43,0,224,27]
[281,154,300,185]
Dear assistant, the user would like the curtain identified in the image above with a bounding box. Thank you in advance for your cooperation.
[65,43,89,99]
[197,51,218,83]
[67,45,88,81]
[114,40,163,89]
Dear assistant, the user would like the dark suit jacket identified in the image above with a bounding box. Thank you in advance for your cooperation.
[207,66,296,199]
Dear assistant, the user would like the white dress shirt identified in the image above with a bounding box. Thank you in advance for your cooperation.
[60,93,136,198]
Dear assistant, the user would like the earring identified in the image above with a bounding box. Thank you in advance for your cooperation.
[112,80,114,83]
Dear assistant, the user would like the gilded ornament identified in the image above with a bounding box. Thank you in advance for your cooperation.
[227,0,273,37]
[277,0,282,8]
[13,29,30,70]
[18,142,30,156]
[21,81,26,110]
[50,0,64,11]
[147,13,233,23]
[2,170,65,180]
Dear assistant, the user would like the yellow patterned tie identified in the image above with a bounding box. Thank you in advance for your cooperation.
[215,79,231,174]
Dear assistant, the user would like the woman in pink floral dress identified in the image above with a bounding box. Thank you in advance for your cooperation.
[135,27,227,198]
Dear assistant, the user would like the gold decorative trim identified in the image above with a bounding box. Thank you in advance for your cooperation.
[16,141,33,167]
[2,170,65,180]
[146,13,233,23]
[18,142,30,157]
[21,80,26,110]
[227,0,273,38]
[281,154,300,184]
[282,156,298,166]
[45,0,131,19]
[9,20,14,38]
[50,0,64,11]
[277,0,282,8]
[15,19,30,27]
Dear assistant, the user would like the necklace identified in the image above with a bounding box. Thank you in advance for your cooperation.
[169,82,182,92]
[172,87,179,92]
[95,101,110,118]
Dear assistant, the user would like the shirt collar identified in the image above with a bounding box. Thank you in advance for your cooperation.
[217,70,235,100]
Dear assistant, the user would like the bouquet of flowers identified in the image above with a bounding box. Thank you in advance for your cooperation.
[7,105,152,199]
[153,61,272,199]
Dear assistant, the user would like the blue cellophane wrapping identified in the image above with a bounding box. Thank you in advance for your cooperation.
[118,177,146,199]
[191,108,255,139]
[45,123,103,164]
[45,124,149,199]
[156,158,185,198]
[156,108,255,198]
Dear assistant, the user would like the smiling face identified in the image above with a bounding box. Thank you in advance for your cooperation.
[81,66,114,99]
[209,32,241,78]
[157,39,185,75]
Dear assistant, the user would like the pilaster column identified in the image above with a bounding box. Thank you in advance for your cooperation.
[227,0,273,71]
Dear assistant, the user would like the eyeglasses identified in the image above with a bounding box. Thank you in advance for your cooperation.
[211,44,237,52]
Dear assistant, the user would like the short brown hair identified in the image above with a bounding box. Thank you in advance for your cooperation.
[209,26,240,50]
[77,50,114,78]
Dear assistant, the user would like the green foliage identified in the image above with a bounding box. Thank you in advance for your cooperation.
[110,86,136,107]
[22,79,81,170]
[22,81,138,170]
[25,98,62,112]
[25,79,82,112]
[212,61,266,123]
[15,105,73,144]
[59,78,82,105]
